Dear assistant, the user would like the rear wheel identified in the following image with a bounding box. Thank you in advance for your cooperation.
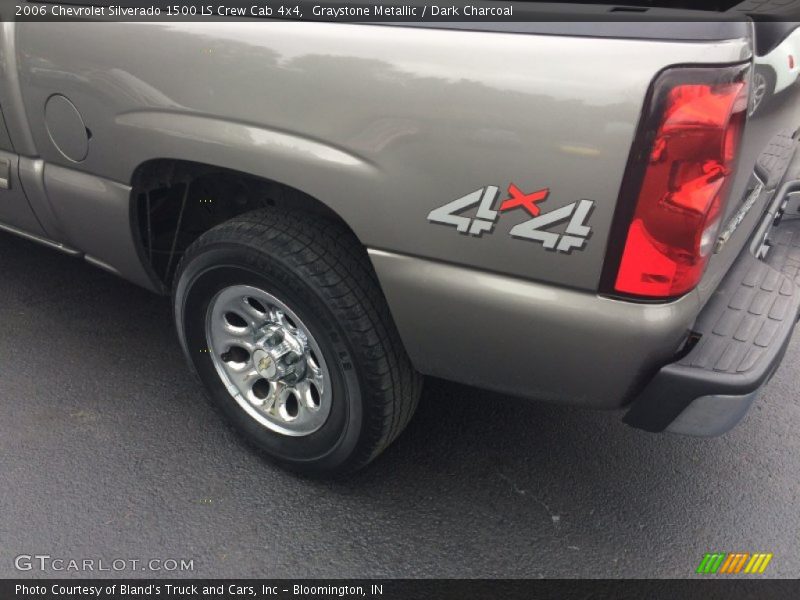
[750,66,775,116]
[173,209,421,476]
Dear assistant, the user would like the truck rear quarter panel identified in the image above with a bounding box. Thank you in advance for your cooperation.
[13,22,749,290]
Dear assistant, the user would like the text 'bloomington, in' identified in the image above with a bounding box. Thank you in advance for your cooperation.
[15,583,378,597]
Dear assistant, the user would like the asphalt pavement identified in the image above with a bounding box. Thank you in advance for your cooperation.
[1,230,799,579]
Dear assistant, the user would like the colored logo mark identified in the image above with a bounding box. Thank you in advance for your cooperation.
[696,552,773,574]
[498,184,549,216]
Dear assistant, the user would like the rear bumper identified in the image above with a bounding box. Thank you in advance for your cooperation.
[369,247,701,410]
[624,179,800,436]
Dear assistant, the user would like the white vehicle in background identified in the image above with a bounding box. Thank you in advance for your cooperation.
[752,24,800,115]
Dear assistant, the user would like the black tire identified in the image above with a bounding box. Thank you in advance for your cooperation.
[173,208,421,476]
[750,66,776,116]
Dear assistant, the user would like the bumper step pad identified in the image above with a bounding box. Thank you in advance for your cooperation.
[756,128,798,191]
[624,218,800,433]
[765,215,800,286]
[684,224,800,377]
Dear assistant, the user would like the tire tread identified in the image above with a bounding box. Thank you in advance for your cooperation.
[174,208,422,473]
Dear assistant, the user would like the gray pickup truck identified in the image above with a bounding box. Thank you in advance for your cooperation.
[1,7,800,474]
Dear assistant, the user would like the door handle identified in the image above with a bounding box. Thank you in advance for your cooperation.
[0,158,9,190]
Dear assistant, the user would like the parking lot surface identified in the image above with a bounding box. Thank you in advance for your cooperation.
[1,231,799,578]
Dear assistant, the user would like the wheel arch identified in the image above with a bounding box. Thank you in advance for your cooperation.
[129,157,372,292]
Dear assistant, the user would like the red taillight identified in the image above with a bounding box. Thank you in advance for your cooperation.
[790,55,796,70]
[609,66,749,299]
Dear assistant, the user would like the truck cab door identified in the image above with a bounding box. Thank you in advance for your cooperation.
[0,109,49,238]
[0,22,50,239]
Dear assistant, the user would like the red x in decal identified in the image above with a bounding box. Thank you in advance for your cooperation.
[499,184,550,216]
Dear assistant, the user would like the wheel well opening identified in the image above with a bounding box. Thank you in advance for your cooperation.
[131,159,355,289]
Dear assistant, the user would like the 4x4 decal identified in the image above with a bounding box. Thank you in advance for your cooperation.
[427,184,595,253]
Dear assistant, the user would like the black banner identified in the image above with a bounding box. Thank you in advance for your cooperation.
[3,579,800,600]
[9,0,800,22]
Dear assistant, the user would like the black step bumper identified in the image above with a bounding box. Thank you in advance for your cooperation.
[624,181,800,436]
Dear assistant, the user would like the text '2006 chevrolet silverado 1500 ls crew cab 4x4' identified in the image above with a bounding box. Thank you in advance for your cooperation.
[1,4,799,475]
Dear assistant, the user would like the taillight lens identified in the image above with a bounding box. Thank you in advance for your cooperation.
[610,65,749,299]
[789,55,795,70]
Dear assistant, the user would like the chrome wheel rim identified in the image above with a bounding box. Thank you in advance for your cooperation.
[205,285,331,437]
